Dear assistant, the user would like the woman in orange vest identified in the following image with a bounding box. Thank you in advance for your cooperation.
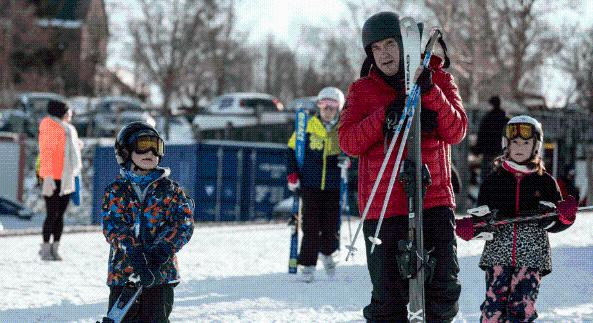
[38,100,82,261]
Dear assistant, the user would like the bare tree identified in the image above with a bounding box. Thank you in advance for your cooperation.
[131,0,218,138]
[424,0,566,105]
[558,28,593,110]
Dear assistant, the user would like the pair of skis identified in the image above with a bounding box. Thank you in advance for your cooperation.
[288,109,308,274]
[344,17,444,322]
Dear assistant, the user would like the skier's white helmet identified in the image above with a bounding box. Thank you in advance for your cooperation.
[317,87,345,111]
[502,115,543,157]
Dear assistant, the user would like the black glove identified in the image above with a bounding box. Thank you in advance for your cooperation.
[128,247,157,288]
[417,67,433,94]
[145,242,174,266]
[384,95,407,139]
[420,107,438,133]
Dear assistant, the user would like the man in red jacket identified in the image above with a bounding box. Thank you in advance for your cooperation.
[339,12,467,322]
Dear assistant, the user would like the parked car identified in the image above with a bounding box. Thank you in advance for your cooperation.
[0,196,34,220]
[0,92,67,136]
[90,96,155,137]
[205,93,284,115]
[284,96,318,113]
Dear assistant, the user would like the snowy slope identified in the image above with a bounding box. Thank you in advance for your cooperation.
[0,213,591,322]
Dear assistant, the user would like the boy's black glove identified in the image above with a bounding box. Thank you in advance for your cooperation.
[145,242,175,266]
[420,107,438,133]
[417,67,433,94]
[384,95,406,139]
[128,247,157,288]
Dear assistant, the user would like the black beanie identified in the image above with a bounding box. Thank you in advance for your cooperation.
[47,100,69,118]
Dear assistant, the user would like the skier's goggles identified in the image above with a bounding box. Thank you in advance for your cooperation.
[504,123,536,140]
[318,99,340,110]
[133,136,165,156]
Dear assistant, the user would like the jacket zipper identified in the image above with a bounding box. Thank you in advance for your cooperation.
[131,174,165,244]
[512,175,523,267]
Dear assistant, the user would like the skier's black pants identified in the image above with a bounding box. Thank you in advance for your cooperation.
[108,284,175,323]
[43,180,70,243]
[362,206,461,322]
[297,188,340,267]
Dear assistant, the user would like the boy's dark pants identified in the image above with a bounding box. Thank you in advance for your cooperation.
[108,284,175,323]
[297,188,340,266]
[362,206,461,322]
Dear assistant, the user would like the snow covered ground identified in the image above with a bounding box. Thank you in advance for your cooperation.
[0,212,591,322]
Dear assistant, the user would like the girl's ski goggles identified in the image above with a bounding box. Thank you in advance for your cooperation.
[133,136,165,156]
[504,123,537,140]
[318,99,340,110]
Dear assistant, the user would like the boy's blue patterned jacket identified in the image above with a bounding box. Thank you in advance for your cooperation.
[102,167,194,286]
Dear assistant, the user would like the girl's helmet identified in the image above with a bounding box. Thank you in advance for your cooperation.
[502,115,543,158]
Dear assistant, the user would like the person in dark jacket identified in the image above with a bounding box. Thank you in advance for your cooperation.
[287,86,346,283]
[338,11,467,322]
[475,95,509,182]
[101,122,194,322]
[476,115,577,322]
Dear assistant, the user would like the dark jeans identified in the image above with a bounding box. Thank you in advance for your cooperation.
[43,180,70,243]
[108,284,175,323]
[362,207,461,322]
[297,188,340,267]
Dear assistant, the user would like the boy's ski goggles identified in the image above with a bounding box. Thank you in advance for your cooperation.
[318,99,340,110]
[133,136,165,156]
[504,123,537,140]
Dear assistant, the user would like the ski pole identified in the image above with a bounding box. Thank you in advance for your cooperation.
[369,92,419,252]
[344,101,413,261]
[368,28,443,253]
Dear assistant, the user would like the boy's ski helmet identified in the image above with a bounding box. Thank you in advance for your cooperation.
[115,122,165,167]
[317,87,345,111]
[502,115,543,158]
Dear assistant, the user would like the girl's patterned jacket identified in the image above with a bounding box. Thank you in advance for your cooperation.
[102,167,194,286]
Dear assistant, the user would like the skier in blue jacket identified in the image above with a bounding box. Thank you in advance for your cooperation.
[101,122,194,322]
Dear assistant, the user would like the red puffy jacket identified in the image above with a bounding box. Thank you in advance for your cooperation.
[338,56,467,219]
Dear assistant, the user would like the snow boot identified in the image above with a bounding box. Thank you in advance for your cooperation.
[321,253,337,278]
[301,266,315,283]
[39,243,54,261]
[50,241,63,261]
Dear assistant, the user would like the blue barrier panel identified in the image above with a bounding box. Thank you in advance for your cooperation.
[243,143,291,221]
[94,140,292,223]
[92,144,198,224]
[159,144,198,204]
[92,146,121,224]
[195,142,245,221]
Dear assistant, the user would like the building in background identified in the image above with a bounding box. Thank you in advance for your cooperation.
[0,0,109,107]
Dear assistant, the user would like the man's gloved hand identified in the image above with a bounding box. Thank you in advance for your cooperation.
[145,242,174,266]
[287,173,300,192]
[384,95,406,139]
[42,176,56,197]
[128,247,157,288]
[420,107,438,133]
[557,195,578,225]
[417,67,433,94]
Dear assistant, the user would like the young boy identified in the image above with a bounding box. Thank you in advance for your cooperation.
[102,122,194,322]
